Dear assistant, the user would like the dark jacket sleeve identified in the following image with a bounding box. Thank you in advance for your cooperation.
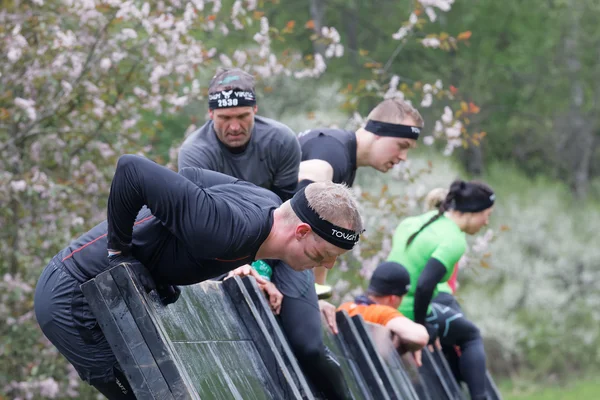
[414,257,448,325]
[106,155,228,257]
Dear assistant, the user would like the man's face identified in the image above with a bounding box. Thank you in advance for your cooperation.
[369,118,419,172]
[209,105,257,148]
[286,224,349,271]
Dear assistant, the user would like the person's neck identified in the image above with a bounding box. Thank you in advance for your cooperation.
[355,128,372,167]
[368,294,391,306]
[445,210,467,232]
[255,209,289,261]
[367,294,380,304]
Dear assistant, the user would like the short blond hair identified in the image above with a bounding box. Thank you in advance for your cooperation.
[281,182,363,233]
[367,98,424,128]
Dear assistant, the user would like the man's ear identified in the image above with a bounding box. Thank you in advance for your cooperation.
[209,109,214,119]
[294,223,312,240]
[253,105,258,114]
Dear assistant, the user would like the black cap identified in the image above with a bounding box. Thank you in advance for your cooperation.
[368,261,411,297]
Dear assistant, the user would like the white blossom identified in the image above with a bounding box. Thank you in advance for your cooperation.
[421,92,433,108]
[120,28,138,40]
[100,58,112,71]
[392,26,411,41]
[422,37,441,48]
[60,80,73,96]
[10,180,27,192]
[14,98,37,120]
[418,0,454,12]
[425,7,437,22]
[441,106,453,123]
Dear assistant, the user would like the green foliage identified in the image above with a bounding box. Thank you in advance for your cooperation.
[500,374,600,400]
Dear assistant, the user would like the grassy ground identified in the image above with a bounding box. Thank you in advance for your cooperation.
[500,377,600,400]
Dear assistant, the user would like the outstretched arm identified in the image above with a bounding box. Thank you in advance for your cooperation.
[386,316,429,351]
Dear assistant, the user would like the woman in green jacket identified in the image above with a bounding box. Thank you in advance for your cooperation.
[388,179,495,400]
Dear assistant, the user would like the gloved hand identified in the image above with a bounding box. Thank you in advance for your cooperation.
[156,284,181,306]
[108,253,156,293]
[108,253,181,306]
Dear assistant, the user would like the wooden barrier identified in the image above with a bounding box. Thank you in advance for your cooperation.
[82,265,503,400]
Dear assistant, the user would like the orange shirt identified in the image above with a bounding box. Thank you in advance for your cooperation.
[337,302,403,326]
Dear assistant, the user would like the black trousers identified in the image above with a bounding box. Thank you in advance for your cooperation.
[430,292,487,400]
[34,257,136,399]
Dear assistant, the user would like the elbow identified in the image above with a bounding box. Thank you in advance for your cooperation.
[116,154,141,171]
[416,325,430,348]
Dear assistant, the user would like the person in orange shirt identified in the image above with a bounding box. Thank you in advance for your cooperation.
[338,261,429,364]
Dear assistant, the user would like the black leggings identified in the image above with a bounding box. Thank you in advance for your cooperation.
[278,292,351,400]
[429,292,487,400]
[90,365,136,399]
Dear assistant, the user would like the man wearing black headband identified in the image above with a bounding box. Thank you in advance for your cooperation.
[34,155,362,399]
[338,261,429,363]
[298,98,423,188]
[297,98,424,320]
[178,67,301,202]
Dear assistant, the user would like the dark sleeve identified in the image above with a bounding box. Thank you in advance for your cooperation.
[271,183,297,202]
[106,154,231,257]
[278,289,352,399]
[414,257,448,325]
[295,179,313,193]
[178,138,219,171]
[179,167,240,188]
[301,135,349,182]
[272,132,301,197]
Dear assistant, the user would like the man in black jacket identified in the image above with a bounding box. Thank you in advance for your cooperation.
[34,155,363,399]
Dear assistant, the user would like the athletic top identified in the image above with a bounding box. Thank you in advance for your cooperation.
[387,210,466,320]
[298,128,358,186]
[60,155,282,286]
[338,299,403,326]
[178,115,301,200]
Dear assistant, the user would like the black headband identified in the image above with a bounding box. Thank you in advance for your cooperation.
[208,89,256,109]
[365,119,421,140]
[452,193,495,213]
[290,187,361,250]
